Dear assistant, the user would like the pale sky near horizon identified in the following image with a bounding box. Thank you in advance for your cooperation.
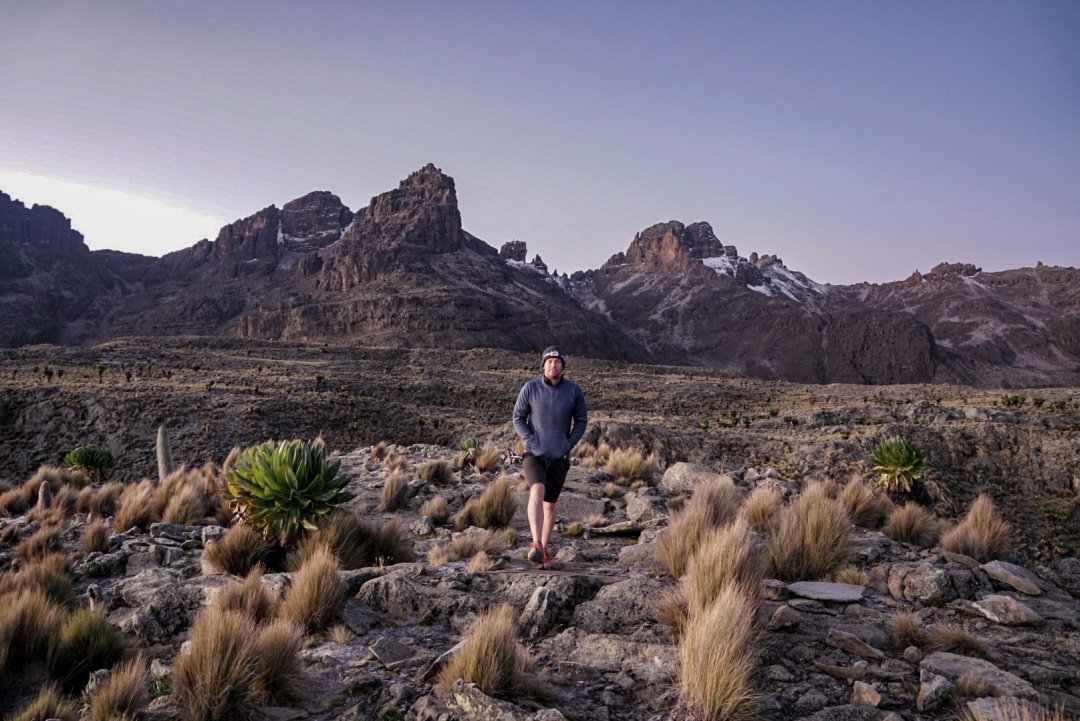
[1,1,1078,285]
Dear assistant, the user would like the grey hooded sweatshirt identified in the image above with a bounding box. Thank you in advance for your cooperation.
[512,376,588,460]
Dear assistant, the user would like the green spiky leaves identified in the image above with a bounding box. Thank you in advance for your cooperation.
[870,437,926,494]
[224,439,352,548]
[63,445,115,483]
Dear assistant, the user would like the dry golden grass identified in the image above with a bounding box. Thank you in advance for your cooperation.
[453,475,518,530]
[379,470,412,512]
[213,568,279,624]
[565,521,584,538]
[114,479,155,533]
[289,512,413,571]
[8,684,79,721]
[280,544,345,633]
[678,586,761,721]
[604,448,660,485]
[384,454,408,473]
[683,516,764,615]
[954,669,992,698]
[765,484,851,582]
[832,565,869,586]
[503,527,518,546]
[741,486,782,532]
[428,530,506,567]
[928,624,994,660]
[172,607,258,721]
[571,441,596,458]
[659,476,744,578]
[369,440,389,461]
[0,588,67,678]
[474,442,503,473]
[0,552,74,604]
[204,523,270,576]
[945,494,1011,562]
[329,623,354,645]
[437,603,530,696]
[884,503,942,548]
[162,483,207,525]
[468,550,495,573]
[596,443,613,461]
[89,482,122,518]
[90,654,148,721]
[839,478,893,528]
[15,523,63,563]
[889,610,928,650]
[0,487,29,516]
[419,496,449,525]
[83,517,111,554]
[52,484,79,517]
[251,619,304,705]
[603,482,625,499]
[53,607,132,691]
[417,459,454,485]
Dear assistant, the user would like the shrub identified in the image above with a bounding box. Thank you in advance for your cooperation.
[0,588,67,677]
[53,608,132,691]
[437,603,529,696]
[212,568,279,624]
[765,484,851,582]
[251,619,304,705]
[741,486,782,532]
[172,608,258,721]
[420,496,449,524]
[889,610,928,649]
[280,544,345,633]
[83,518,111,554]
[288,512,413,571]
[0,552,74,604]
[678,586,761,721]
[8,684,79,721]
[839,478,893,528]
[474,442,502,473]
[203,524,270,576]
[870,437,925,493]
[832,566,869,586]
[63,445,116,483]
[604,448,659,486]
[453,475,518,530]
[223,439,351,547]
[884,503,941,548]
[90,654,148,721]
[417,459,454,485]
[16,523,64,562]
[379,470,412,512]
[659,476,744,578]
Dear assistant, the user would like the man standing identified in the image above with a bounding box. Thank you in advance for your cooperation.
[513,346,588,570]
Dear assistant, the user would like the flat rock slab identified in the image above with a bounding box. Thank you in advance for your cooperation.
[551,491,608,522]
[540,627,678,685]
[920,652,1038,700]
[972,595,1044,626]
[980,560,1044,596]
[370,636,427,669]
[616,542,660,574]
[788,581,866,603]
[966,697,1047,721]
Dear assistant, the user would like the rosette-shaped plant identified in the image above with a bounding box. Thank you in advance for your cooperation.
[63,444,115,483]
[224,439,351,547]
[870,437,925,494]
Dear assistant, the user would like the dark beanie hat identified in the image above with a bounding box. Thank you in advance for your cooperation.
[541,346,566,366]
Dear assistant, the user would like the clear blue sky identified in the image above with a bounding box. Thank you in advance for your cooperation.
[2,1,1078,284]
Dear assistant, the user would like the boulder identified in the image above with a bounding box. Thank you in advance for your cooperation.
[901,565,957,604]
[920,652,1038,699]
[570,578,664,634]
[519,586,560,640]
[981,560,1044,596]
[659,462,727,493]
[916,669,955,711]
[966,697,1048,721]
[616,543,660,574]
[539,627,678,685]
[445,679,566,721]
[972,595,1044,626]
[850,681,881,707]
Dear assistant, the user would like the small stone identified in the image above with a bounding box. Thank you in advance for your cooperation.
[788,581,865,603]
[370,637,422,669]
[768,605,801,630]
[410,516,435,536]
[762,664,795,681]
[916,669,955,711]
[825,628,885,660]
[762,579,790,601]
[972,595,1044,626]
[795,690,829,712]
[850,681,881,707]
[903,646,923,664]
[519,586,559,639]
[980,561,1044,595]
[814,660,868,682]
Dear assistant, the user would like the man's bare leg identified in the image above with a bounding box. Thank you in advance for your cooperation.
[541,501,557,551]
[528,482,545,548]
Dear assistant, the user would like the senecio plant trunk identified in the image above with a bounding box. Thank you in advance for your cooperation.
[156,424,175,482]
[223,439,352,548]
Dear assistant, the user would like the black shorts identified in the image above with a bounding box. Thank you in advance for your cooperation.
[522,454,570,503]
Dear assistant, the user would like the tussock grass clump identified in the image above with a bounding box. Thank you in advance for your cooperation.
[16,523,64,562]
[474,442,503,473]
[280,544,345,633]
[928,624,995,660]
[839,478,894,529]
[765,484,851,582]
[89,482,122,518]
[384,454,408,473]
[437,603,530,696]
[213,568,279,624]
[741,486,782,532]
[289,512,413,571]
[162,483,208,525]
[251,619,304,705]
[884,503,942,548]
[369,441,389,461]
[832,566,870,586]
[0,552,74,604]
[379,470,412,512]
[204,523,271,576]
[21,465,89,504]
[172,607,258,721]
[419,496,449,525]
[468,550,495,573]
[8,684,79,721]
[659,476,744,578]
[943,494,1011,562]
[0,588,67,676]
[53,608,132,691]
[329,623,354,645]
[889,610,929,649]
[604,448,660,486]
[603,482,625,499]
[83,518,111,554]
[417,459,454,485]
[565,521,585,538]
[453,475,518,530]
[954,669,992,698]
[0,488,29,516]
[678,586,762,721]
[115,480,155,533]
[90,654,148,721]
[502,527,518,546]
[428,530,506,567]
[52,484,80,517]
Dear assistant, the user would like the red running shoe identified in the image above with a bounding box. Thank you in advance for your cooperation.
[527,541,545,567]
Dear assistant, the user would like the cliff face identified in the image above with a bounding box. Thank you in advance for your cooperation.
[2,170,1078,387]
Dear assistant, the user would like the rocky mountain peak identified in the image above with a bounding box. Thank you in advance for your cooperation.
[280,191,353,252]
[0,191,89,256]
[207,205,283,275]
[611,220,726,271]
[499,240,528,262]
[347,163,462,256]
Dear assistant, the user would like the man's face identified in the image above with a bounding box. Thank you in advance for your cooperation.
[543,357,564,382]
